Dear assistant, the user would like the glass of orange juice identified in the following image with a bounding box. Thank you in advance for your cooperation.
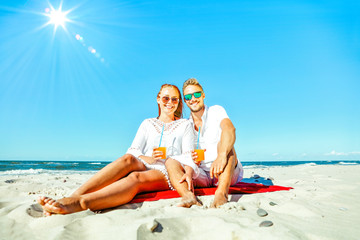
[194,149,205,162]
[154,147,167,159]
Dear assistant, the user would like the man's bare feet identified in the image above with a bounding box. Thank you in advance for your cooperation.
[210,190,228,208]
[37,196,87,215]
[177,193,202,208]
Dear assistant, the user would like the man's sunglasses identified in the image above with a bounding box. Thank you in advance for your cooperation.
[184,91,202,101]
[161,96,179,104]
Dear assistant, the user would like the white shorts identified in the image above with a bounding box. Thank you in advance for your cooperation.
[135,157,174,190]
[193,161,243,188]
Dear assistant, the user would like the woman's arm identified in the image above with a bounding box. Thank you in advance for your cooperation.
[126,119,162,164]
[126,120,148,158]
[138,153,162,164]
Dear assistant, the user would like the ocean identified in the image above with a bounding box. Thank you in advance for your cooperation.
[0,160,359,176]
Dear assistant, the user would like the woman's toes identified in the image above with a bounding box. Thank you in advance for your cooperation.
[37,196,44,205]
[43,210,52,217]
[45,202,61,212]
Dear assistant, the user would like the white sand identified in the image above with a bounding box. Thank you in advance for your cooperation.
[1,164,359,240]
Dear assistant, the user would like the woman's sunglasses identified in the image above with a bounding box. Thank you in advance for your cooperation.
[184,91,202,101]
[161,96,179,104]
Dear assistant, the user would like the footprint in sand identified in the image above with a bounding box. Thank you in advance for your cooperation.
[26,203,44,218]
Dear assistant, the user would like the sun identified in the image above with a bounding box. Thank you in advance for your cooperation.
[48,9,68,27]
[44,2,71,34]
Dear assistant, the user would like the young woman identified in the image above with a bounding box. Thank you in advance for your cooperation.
[38,84,199,215]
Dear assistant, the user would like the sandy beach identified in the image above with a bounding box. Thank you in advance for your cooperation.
[1,164,359,240]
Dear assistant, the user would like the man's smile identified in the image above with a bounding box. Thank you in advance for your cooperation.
[189,101,199,107]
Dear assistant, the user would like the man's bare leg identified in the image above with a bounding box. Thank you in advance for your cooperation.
[165,158,201,208]
[211,149,237,208]
[38,170,168,214]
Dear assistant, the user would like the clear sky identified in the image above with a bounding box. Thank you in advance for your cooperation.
[0,0,359,161]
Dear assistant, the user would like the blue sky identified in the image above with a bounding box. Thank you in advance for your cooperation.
[0,0,359,161]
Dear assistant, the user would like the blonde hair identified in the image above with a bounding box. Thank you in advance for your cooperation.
[157,84,183,119]
[182,78,204,94]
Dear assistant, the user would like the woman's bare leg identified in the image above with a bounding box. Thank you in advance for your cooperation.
[39,170,169,214]
[37,154,145,211]
[71,154,146,196]
[165,158,201,208]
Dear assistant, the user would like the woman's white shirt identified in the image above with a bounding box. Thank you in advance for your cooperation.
[126,118,199,178]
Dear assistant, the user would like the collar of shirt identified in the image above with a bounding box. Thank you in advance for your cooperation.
[188,105,208,136]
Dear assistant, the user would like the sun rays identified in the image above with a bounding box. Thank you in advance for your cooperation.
[42,1,73,35]
[36,1,106,63]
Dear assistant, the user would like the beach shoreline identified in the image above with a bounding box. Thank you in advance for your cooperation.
[1,164,359,240]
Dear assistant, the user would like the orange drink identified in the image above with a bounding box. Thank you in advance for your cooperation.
[194,149,205,162]
[154,147,167,159]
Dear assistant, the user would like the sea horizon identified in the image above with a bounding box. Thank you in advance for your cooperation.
[1,159,359,176]
[1,159,359,162]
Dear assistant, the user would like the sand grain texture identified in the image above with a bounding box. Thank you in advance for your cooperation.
[1,165,359,240]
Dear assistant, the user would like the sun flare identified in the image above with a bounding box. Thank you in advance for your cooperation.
[48,9,68,27]
[44,3,71,34]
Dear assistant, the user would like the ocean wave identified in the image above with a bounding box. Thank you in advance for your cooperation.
[243,165,268,169]
[0,168,97,176]
[0,168,46,175]
[339,162,358,165]
[89,162,102,165]
[302,162,317,166]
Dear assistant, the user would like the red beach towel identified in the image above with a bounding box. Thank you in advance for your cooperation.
[130,182,293,204]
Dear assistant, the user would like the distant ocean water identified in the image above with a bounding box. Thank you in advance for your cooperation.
[0,160,359,176]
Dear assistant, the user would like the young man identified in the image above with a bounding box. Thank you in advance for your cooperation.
[166,78,243,208]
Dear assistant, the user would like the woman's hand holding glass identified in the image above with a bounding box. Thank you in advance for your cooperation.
[152,148,165,161]
[139,149,164,165]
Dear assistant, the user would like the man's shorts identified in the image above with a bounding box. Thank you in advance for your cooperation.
[193,162,243,188]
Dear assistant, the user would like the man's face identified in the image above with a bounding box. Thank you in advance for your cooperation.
[183,85,205,113]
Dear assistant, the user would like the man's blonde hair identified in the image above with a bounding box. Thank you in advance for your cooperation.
[182,78,204,94]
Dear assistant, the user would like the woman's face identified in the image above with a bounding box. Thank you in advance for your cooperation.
[157,87,180,116]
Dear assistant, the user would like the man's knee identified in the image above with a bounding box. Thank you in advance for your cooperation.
[165,158,181,169]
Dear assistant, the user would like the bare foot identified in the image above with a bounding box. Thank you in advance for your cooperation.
[211,191,228,208]
[37,196,53,216]
[177,193,202,208]
[37,196,87,215]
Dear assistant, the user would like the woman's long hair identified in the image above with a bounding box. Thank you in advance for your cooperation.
[157,84,183,119]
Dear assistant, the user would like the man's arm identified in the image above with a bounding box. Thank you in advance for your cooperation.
[210,118,236,179]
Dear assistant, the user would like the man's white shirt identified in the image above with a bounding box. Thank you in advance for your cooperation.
[189,105,231,171]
